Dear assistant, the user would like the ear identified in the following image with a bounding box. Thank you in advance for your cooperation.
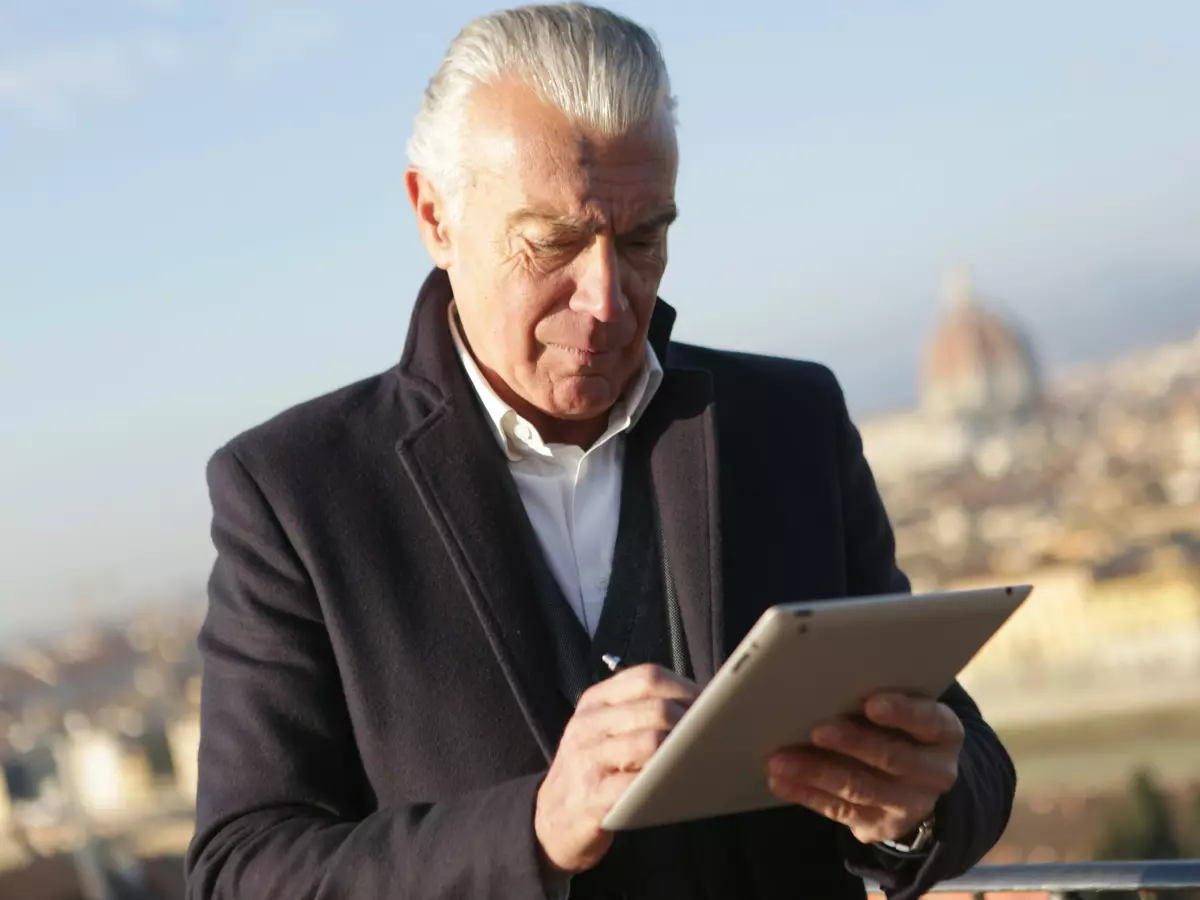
[406,167,454,269]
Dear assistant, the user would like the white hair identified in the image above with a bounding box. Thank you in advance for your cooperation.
[406,3,677,216]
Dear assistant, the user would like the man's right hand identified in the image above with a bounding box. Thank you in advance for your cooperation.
[533,664,699,875]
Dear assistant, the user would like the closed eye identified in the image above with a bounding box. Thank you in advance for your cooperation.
[619,233,664,251]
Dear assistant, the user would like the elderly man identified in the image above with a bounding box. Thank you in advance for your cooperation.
[185,5,1014,899]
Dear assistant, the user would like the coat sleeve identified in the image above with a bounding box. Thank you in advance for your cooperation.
[184,447,557,900]
[822,370,1017,900]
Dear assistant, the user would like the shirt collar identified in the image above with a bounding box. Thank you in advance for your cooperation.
[448,302,664,462]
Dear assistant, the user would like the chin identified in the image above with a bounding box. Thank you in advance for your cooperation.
[544,378,620,421]
[544,400,612,423]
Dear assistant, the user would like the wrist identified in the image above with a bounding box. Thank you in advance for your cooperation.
[876,813,936,855]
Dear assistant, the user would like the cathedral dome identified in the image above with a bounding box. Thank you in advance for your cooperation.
[921,270,1040,421]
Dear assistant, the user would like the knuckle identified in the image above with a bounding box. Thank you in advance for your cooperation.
[830,799,856,823]
[845,780,870,806]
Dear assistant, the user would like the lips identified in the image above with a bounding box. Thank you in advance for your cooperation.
[548,343,618,366]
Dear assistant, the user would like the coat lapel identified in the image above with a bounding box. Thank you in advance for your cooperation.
[393,270,570,761]
[634,367,725,685]
[396,397,571,762]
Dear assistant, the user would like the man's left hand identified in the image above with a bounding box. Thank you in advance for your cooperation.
[766,693,964,846]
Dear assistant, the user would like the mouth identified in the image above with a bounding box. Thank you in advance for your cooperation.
[547,343,619,367]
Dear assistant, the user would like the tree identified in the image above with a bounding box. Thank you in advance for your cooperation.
[1094,769,1182,862]
[1185,783,1200,858]
[1087,769,1197,900]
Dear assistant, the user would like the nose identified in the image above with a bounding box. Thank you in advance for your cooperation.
[570,236,625,322]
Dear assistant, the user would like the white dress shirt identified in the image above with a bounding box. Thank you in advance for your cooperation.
[449,305,664,636]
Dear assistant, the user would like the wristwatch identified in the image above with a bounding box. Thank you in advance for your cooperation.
[878,814,936,855]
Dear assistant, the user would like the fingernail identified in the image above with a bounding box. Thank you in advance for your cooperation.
[871,697,893,717]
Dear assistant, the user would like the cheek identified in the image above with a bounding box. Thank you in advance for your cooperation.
[509,278,570,355]
[622,264,663,320]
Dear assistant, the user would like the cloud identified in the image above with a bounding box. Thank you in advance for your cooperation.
[0,33,186,126]
[0,3,341,127]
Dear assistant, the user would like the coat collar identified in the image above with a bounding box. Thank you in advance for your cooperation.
[393,267,722,758]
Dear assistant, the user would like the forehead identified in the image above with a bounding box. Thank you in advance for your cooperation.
[462,80,678,230]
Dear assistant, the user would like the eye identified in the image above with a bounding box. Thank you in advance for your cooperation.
[530,238,573,252]
[620,234,662,253]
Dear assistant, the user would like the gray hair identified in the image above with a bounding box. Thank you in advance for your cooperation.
[407,3,677,215]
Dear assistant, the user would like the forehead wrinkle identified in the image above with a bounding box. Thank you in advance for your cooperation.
[462,82,677,237]
[510,201,676,238]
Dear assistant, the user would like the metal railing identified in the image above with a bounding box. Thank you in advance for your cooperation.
[869,860,1200,897]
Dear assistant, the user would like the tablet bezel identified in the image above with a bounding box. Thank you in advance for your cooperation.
[602,585,1031,831]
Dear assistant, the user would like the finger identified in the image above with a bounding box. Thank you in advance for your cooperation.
[864,694,964,747]
[591,770,639,823]
[594,727,669,772]
[572,697,689,741]
[768,775,885,834]
[768,748,930,814]
[810,719,959,792]
[577,664,700,711]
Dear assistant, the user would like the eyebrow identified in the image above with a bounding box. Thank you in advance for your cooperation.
[509,204,679,237]
[624,206,679,235]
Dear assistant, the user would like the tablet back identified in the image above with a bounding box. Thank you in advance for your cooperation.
[602,585,1030,830]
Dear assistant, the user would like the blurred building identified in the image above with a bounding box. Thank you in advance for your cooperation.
[921,268,1042,425]
[952,535,1200,681]
[860,269,1043,480]
[167,711,200,806]
[60,727,157,828]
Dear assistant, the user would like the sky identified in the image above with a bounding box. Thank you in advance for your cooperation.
[2,0,1200,638]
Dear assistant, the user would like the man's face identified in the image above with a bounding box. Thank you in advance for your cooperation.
[414,80,678,431]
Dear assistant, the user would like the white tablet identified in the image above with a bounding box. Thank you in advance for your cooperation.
[602,585,1031,831]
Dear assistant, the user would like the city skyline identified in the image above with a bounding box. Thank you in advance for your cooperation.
[4,0,1200,635]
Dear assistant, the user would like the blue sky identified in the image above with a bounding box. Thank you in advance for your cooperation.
[2,1,1199,637]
